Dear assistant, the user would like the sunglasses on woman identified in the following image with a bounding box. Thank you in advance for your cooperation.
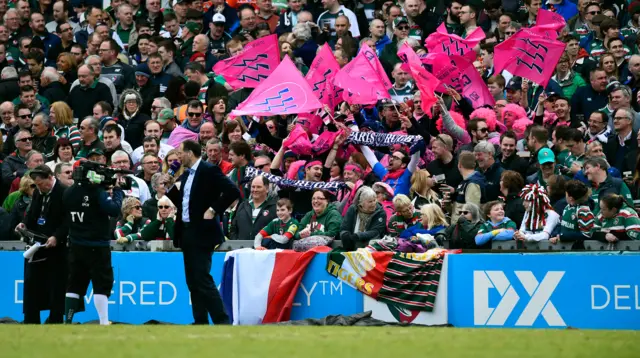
[459,210,469,215]
[158,205,171,209]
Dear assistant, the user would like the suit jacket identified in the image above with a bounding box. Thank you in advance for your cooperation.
[604,130,638,174]
[168,159,240,250]
[23,180,68,252]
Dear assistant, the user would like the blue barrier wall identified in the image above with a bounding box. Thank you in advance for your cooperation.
[4,251,640,329]
[0,252,363,324]
[447,253,640,329]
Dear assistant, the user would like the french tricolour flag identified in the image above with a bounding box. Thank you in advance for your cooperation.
[220,246,330,325]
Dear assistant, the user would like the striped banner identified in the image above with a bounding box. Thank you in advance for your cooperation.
[326,248,445,312]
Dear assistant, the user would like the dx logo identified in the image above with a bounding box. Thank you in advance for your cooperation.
[473,271,565,327]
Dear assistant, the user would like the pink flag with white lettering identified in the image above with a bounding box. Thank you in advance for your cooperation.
[305,44,342,110]
[425,23,485,62]
[212,34,280,89]
[531,8,567,39]
[231,56,323,116]
[334,47,391,105]
[396,44,439,113]
[397,45,494,108]
[494,29,566,87]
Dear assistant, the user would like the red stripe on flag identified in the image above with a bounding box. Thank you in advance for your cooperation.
[262,246,331,323]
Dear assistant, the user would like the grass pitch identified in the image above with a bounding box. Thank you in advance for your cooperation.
[1,325,638,358]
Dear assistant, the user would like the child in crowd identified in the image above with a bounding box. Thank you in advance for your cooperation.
[594,194,640,242]
[398,204,448,252]
[475,200,517,248]
[254,198,299,250]
[515,184,560,242]
[552,180,599,249]
[387,194,421,237]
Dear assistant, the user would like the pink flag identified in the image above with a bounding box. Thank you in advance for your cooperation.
[397,46,495,108]
[358,44,393,90]
[232,56,323,116]
[282,124,313,155]
[212,34,280,89]
[494,29,566,87]
[532,8,566,39]
[425,23,485,62]
[297,112,324,135]
[305,44,342,110]
[334,47,391,104]
[396,44,439,113]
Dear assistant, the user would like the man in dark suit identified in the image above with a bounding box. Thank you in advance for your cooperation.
[168,140,240,325]
[16,165,68,324]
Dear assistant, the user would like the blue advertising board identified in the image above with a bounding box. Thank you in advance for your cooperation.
[447,253,640,330]
[0,251,362,324]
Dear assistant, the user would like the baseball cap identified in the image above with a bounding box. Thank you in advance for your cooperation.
[606,81,623,96]
[506,77,522,91]
[379,98,399,108]
[630,1,640,15]
[538,148,555,165]
[393,17,408,29]
[212,13,226,24]
[157,108,175,125]
[87,148,105,158]
[184,21,202,34]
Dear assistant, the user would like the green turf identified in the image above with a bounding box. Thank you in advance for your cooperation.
[1,326,638,357]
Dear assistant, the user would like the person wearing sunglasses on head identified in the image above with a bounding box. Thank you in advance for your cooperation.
[115,197,151,244]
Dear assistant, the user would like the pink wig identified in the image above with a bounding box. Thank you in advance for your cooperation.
[502,103,528,129]
[436,110,466,133]
[512,118,532,139]
[470,107,498,132]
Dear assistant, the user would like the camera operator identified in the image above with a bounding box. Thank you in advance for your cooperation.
[62,162,124,325]
[16,165,69,324]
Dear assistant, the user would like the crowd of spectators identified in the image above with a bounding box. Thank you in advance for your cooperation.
[1,0,640,251]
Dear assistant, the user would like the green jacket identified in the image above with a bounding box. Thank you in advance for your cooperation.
[2,191,21,212]
[597,207,640,241]
[179,37,194,69]
[387,211,421,237]
[554,72,586,100]
[115,217,151,242]
[141,218,175,241]
[380,39,399,79]
[296,203,342,239]
[560,203,599,241]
